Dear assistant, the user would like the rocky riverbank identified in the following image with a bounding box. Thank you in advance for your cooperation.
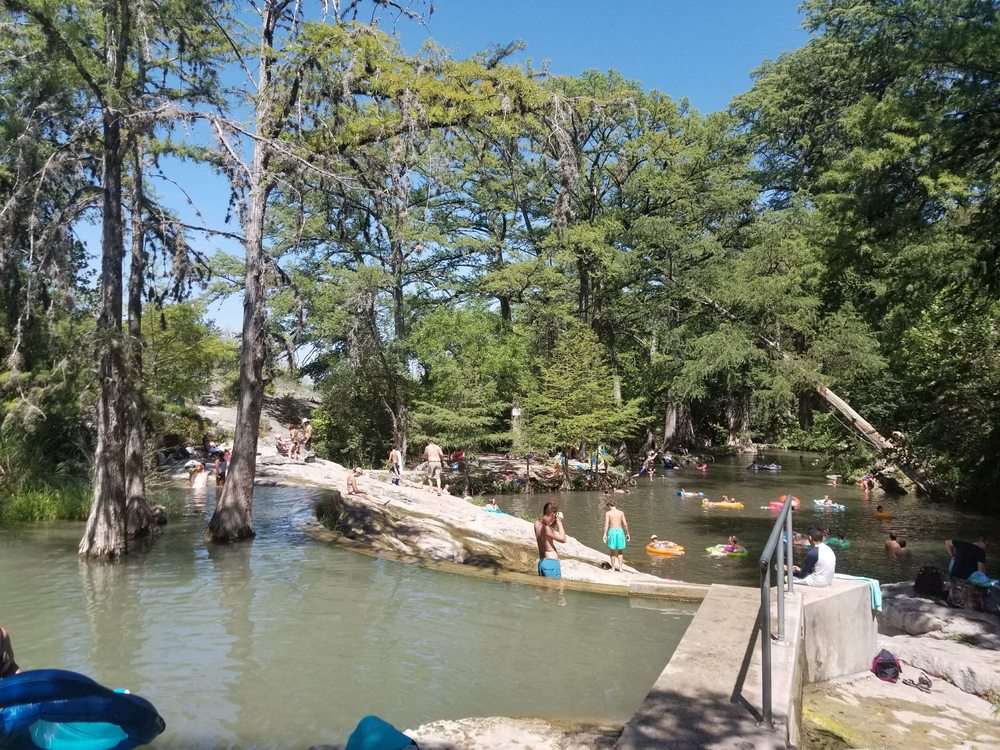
[192,404,670,589]
[802,581,1000,749]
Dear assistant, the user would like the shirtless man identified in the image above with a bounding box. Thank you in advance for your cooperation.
[884,531,901,555]
[346,467,370,497]
[423,438,445,491]
[388,446,402,485]
[602,499,630,572]
[300,419,313,452]
[534,502,567,578]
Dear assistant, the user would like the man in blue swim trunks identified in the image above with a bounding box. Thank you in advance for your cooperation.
[534,502,567,578]
[602,499,631,572]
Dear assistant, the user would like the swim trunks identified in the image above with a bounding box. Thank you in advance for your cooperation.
[425,460,442,478]
[537,559,562,578]
[607,527,627,551]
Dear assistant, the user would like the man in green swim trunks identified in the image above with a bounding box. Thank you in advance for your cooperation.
[534,502,567,578]
[602,499,630,572]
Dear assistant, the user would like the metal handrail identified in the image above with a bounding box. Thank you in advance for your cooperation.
[731,492,795,727]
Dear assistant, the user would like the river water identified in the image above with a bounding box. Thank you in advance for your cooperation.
[0,485,691,749]
[495,451,1000,586]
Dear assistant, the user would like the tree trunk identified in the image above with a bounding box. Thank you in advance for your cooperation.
[681,278,930,493]
[663,388,695,448]
[391,238,406,340]
[124,139,154,539]
[205,162,266,543]
[798,392,812,431]
[80,9,129,557]
[726,387,753,450]
[560,444,571,491]
[206,4,283,542]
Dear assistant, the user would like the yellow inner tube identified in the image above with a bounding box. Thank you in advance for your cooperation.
[701,500,744,510]
[645,542,685,556]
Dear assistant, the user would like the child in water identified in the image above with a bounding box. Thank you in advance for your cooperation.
[722,535,744,554]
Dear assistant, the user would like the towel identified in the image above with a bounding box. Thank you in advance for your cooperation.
[834,573,883,612]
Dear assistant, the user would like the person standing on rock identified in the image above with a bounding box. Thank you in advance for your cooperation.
[288,424,301,460]
[388,445,402,485]
[423,438,445,492]
[534,502,567,579]
[300,419,313,453]
[602,499,630,572]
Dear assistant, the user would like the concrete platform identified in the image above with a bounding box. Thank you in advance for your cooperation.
[797,578,878,683]
[615,584,803,750]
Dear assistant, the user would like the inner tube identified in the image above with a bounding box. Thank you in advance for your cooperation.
[676,490,704,498]
[701,500,744,510]
[812,499,846,511]
[824,538,852,549]
[706,545,748,558]
[0,669,165,750]
[645,542,685,557]
[746,463,782,472]
[875,511,894,520]
[767,495,800,511]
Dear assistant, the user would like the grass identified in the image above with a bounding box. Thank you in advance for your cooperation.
[948,632,984,647]
[986,688,1000,717]
[0,482,91,523]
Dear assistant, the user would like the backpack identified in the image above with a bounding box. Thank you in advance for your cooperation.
[871,648,902,683]
[913,565,946,599]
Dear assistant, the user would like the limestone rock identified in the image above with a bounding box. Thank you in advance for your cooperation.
[880,634,1000,697]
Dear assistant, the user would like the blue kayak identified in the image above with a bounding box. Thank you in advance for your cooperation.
[0,670,164,750]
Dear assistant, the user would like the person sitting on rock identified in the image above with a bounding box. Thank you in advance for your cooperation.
[346,467,370,498]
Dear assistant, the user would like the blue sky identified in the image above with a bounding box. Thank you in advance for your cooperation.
[86,1,810,332]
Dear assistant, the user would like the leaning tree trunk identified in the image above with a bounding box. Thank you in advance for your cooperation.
[681,279,930,494]
[124,139,154,539]
[80,84,128,558]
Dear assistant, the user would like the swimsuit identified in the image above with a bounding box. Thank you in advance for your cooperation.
[426,460,442,478]
[537,559,562,578]
[607,527,627,551]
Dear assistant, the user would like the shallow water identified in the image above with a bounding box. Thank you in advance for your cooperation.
[0,485,691,749]
[494,450,999,586]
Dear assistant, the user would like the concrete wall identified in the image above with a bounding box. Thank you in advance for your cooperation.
[797,578,878,683]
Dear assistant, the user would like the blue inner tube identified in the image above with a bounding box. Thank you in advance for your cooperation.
[0,670,165,750]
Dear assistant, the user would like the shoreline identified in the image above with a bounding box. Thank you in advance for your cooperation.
[193,407,999,749]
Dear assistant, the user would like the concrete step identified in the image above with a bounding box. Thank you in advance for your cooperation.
[616,584,801,750]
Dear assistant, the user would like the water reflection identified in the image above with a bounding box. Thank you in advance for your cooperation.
[495,450,999,586]
[1,486,691,749]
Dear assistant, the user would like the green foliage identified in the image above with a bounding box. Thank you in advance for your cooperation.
[524,324,641,451]
[409,307,529,450]
[0,483,90,523]
[143,302,238,405]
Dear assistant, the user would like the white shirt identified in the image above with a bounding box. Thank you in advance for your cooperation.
[801,542,837,587]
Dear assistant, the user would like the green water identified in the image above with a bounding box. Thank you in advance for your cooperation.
[0,485,692,749]
[494,451,1000,586]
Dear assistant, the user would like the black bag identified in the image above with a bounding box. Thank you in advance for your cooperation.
[872,648,902,683]
[913,565,946,599]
